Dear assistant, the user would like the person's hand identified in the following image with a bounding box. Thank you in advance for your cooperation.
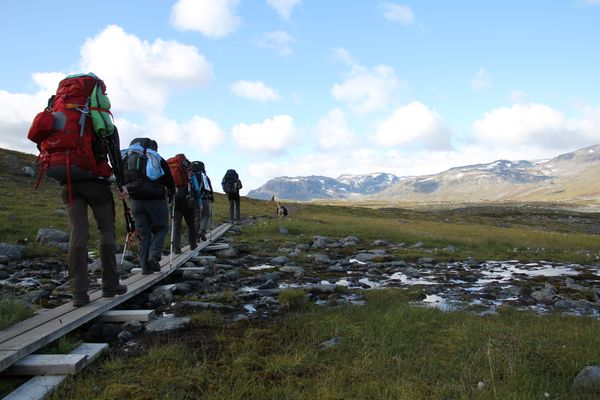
[118,186,129,200]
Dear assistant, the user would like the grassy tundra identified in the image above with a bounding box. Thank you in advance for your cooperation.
[0,148,599,398]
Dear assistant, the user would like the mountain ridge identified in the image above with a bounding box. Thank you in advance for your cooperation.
[248,145,600,203]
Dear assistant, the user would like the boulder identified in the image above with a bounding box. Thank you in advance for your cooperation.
[145,317,190,333]
[0,243,24,261]
[36,229,69,245]
[572,365,600,393]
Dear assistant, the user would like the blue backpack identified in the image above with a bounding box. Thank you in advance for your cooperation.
[122,138,165,196]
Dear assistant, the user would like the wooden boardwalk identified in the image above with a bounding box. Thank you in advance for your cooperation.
[0,223,231,373]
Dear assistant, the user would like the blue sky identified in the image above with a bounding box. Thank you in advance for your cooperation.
[2,0,600,193]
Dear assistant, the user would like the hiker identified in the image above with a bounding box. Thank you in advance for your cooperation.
[168,154,197,254]
[191,161,214,241]
[222,169,242,224]
[27,73,128,307]
[123,138,175,274]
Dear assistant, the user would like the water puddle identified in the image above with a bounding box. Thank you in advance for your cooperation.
[248,264,276,271]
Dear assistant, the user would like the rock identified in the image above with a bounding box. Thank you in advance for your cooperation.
[123,320,143,333]
[258,279,279,289]
[175,301,235,315]
[21,166,36,177]
[411,242,425,249]
[48,242,69,253]
[36,228,69,245]
[442,245,457,253]
[101,323,123,338]
[312,253,331,264]
[0,270,9,279]
[88,258,102,273]
[554,299,582,309]
[372,239,390,247]
[118,330,135,344]
[296,244,310,251]
[278,225,289,235]
[319,336,341,349]
[148,287,173,307]
[216,246,238,258]
[279,266,305,277]
[0,255,9,264]
[145,317,190,333]
[327,264,345,273]
[117,259,135,274]
[353,253,379,263]
[418,257,436,265]
[312,236,330,249]
[565,277,587,292]
[234,243,252,254]
[271,256,290,265]
[531,283,556,303]
[342,236,360,244]
[0,243,24,261]
[572,365,600,392]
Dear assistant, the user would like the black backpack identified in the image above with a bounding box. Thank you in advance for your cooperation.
[222,169,239,194]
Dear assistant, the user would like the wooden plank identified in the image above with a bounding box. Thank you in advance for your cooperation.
[2,343,107,400]
[4,354,88,375]
[100,310,155,322]
[204,243,230,251]
[70,343,108,365]
[3,375,67,400]
[0,223,231,373]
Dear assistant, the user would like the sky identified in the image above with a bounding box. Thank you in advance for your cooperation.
[2,0,600,194]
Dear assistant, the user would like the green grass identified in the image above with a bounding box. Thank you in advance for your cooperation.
[0,294,33,330]
[51,290,600,399]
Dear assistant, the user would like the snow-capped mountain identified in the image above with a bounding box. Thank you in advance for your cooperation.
[247,173,398,201]
[247,145,600,203]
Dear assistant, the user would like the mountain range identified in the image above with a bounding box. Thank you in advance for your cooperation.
[247,145,600,203]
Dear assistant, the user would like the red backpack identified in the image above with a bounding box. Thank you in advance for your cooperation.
[27,73,113,203]
[167,154,190,188]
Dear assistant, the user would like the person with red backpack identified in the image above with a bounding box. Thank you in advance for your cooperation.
[122,138,175,274]
[27,73,128,307]
[167,154,198,254]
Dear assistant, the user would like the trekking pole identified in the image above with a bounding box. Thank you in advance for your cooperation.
[120,200,135,265]
[209,202,213,242]
[169,197,176,268]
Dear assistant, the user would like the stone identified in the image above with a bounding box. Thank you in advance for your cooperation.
[175,301,234,315]
[21,166,36,177]
[372,239,390,247]
[36,228,69,245]
[216,246,238,258]
[442,245,457,253]
[118,330,135,344]
[145,317,190,333]
[279,266,305,277]
[312,253,331,264]
[271,256,290,265]
[411,242,425,249]
[88,258,102,273]
[342,236,360,244]
[353,253,379,263]
[278,225,289,235]
[312,236,330,249]
[0,243,24,261]
[327,264,345,273]
[565,277,587,292]
[123,320,143,333]
[531,283,556,303]
[572,365,600,392]
[319,336,341,349]
[148,287,173,307]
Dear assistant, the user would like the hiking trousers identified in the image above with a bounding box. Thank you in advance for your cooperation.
[131,198,169,269]
[61,180,120,296]
[196,198,212,234]
[227,193,240,223]
[173,203,197,251]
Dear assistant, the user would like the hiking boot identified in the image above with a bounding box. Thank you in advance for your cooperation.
[199,231,207,241]
[173,247,181,255]
[148,257,161,272]
[102,284,127,298]
[72,292,90,307]
[141,267,154,275]
[190,242,198,250]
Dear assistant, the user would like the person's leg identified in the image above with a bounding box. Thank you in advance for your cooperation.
[182,205,197,249]
[199,198,210,240]
[172,207,183,254]
[148,199,169,262]
[86,182,125,295]
[131,199,152,273]
[228,197,234,224]
[235,196,241,223]
[62,185,90,305]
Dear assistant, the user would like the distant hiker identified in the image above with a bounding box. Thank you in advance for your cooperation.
[122,138,175,274]
[27,73,128,306]
[222,169,242,224]
[191,161,214,241]
[168,154,198,254]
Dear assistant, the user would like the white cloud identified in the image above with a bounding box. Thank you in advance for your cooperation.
[230,80,280,101]
[231,115,295,154]
[332,65,401,115]
[170,0,241,38]
[472,103,568,148]
[583,0,600,4]
[316,108,356,149]
[470,67,492,91]
[80,25,213,115]
[267,0,301,20]
[332,48,356,66]
[373,101,452,149]
[255,30,294,56]
[381,2,415,26]
[146,116,225,153]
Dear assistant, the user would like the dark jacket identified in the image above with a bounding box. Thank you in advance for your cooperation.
[129,158,175,201]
